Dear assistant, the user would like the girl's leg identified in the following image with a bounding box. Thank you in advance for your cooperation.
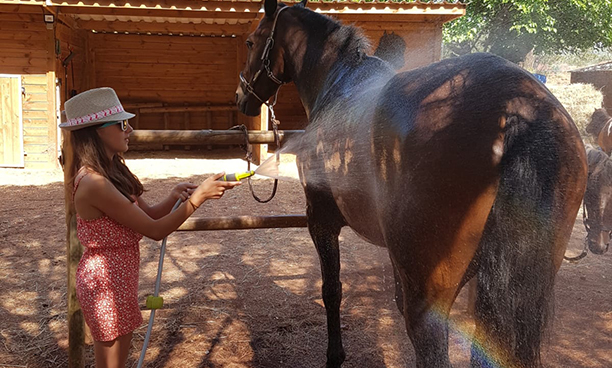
[94,332,133,368]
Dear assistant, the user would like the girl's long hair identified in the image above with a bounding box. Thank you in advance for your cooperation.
[69,126,144,202]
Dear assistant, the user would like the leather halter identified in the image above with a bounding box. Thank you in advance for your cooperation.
[239,6,289,105]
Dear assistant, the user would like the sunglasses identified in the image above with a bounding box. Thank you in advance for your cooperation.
[99,120,129,131]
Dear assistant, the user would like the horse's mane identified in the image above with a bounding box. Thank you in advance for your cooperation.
[586,144,612,181]
[585,108,612,137]
[289,5,371,66]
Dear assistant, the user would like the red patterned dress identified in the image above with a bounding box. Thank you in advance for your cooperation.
[74,172,144,341]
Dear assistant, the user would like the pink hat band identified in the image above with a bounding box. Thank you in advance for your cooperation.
[66,104,125,127]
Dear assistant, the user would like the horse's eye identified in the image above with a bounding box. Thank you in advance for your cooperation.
[246,40,254,50]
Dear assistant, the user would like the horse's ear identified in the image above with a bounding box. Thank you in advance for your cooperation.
[264,0,278,17]
[298,0,308,7]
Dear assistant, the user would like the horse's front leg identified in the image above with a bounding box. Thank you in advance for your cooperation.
[306,191,346,368]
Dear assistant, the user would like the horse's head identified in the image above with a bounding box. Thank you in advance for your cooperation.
[583,146,612,255]
[373,31,406,71]
[585,108,612,139]
[236,0,307,116]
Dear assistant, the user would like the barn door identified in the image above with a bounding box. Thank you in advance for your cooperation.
[0,75,24,168]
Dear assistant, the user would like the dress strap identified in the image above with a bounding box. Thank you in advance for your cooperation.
[72,167,90,202]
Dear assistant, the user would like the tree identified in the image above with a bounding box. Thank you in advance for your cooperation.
[444,0,612,63]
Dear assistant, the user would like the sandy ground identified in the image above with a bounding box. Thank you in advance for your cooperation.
[0,149,610,368]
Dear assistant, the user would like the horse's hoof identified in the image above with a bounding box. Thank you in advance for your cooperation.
[326,351,346,368]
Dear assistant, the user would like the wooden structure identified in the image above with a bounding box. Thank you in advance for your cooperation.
[571,61,612,114]
[0,1,466,366]
[0,0,465,169]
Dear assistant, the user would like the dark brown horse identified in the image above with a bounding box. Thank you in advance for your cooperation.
[586,108,612,154]
[236,1,587,367]
[583,145,612,255]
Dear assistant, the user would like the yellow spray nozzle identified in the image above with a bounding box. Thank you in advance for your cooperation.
[218,170,255,181]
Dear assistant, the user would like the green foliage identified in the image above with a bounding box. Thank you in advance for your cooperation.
[444,0,612,62]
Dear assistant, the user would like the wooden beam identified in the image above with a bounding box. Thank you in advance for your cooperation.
[0,3,43,14]
[251,104,268,165]
[178,214,307,231]
[139,105,236,113]
[58,6,260,20]
[129,129,303,145]
[76,19,251,35]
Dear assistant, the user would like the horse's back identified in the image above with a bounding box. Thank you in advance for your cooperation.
[369,52,586,272]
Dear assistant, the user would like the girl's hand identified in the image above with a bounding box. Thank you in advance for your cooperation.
[191,173,241,206]
[172,182,198,202]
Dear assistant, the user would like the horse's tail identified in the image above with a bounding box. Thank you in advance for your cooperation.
[473,115,562,368]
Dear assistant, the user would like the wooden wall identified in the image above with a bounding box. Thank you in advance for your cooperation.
[89,33,239,132]
[571,70,612,114]
[56,23,89,105]
[0,9,59,169]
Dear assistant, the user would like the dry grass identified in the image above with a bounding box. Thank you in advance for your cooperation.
[547,83,604,141]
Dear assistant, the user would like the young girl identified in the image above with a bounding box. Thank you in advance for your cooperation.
[60,87,240,367]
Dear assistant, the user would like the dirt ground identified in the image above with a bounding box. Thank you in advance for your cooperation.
[0,149,610,368]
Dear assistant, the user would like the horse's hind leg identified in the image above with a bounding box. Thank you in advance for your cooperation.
[306,189,347,368]
[393,262,458,368]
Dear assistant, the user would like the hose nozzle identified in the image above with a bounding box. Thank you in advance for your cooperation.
[217,170,255,181]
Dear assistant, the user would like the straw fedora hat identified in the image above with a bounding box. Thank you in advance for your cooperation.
[59,87,134,131]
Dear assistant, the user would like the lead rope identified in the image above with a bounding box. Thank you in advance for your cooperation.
[232,105,281,203]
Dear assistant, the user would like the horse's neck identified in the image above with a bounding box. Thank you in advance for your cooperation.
[290,54,393,120]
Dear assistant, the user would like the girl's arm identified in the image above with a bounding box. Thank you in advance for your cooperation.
[138,182,198,219]
[76,172,240,241]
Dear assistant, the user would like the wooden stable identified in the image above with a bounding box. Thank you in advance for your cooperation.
[571,61,612,114]
[0,0,465,170]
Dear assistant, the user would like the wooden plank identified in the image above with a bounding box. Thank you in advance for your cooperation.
[23,100,49,111]
[23,92,49,103]
[0,21,47,32]
[0,31,47,42]
[178,215,307,231]
[0,4,46,14]
[23,126,48,136]
[0,48,49,58]
[0,77,24,167]
[95,65,235,76]
[23,110,49,119]
[129,129,304,145]
[0,12,39,22]
[46,28,58,170]
[183,111,190,150]
[115,89,235,100]
[139,105,236,114]
[23,135,49,145]
[22,74,48,85]
[76,19,250,35]
[96,84,237,93]
[59,6,259,20]
[0,57,48,70]
[89,32,238,46]
[53,1,263,13]
[93,53,236,65]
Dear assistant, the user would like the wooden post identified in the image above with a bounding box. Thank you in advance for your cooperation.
[163,112,170,150]
[183,111,190,150]
[249,105,268,165]
[206,111,213,150]
[62,130,85,368]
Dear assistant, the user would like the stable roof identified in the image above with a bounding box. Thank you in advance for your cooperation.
[3,0,466,36]
[571,60,612,73]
